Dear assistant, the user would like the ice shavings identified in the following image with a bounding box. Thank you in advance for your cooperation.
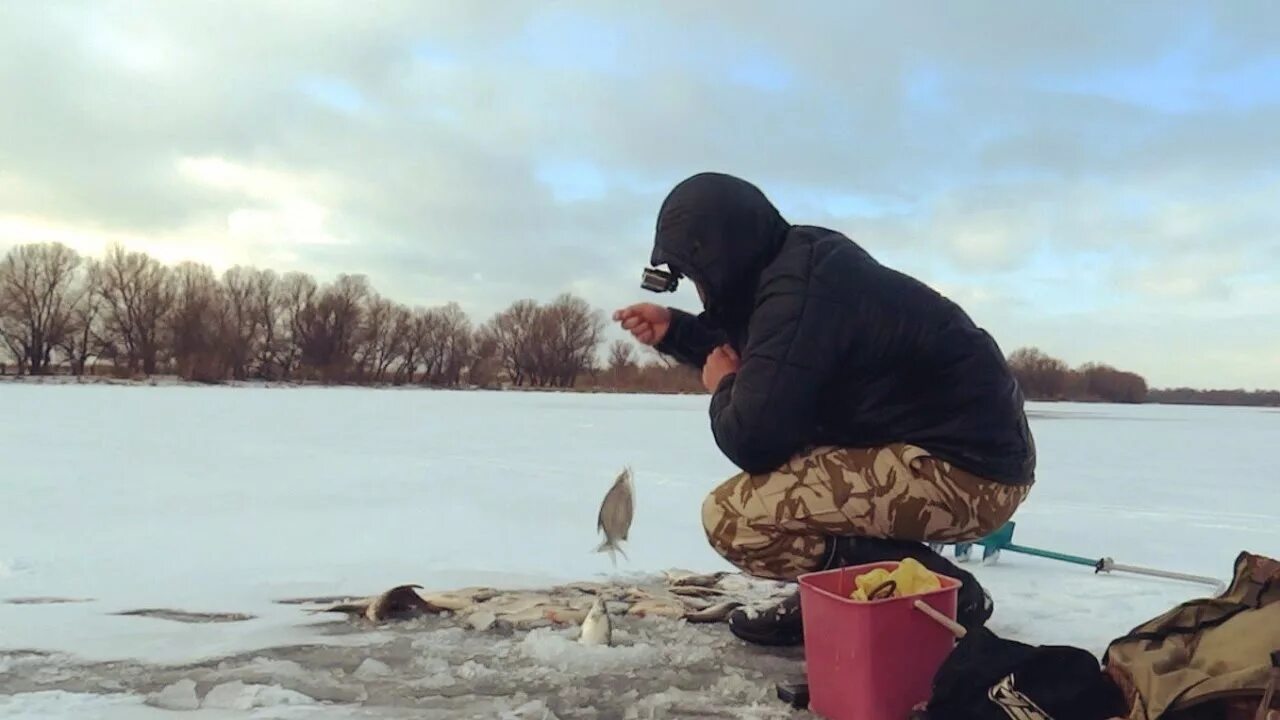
[200,680,316,710]
[518,627,661,673]
[0,691,151,716]
[500,699,562,719]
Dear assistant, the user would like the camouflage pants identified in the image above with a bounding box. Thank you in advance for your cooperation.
[701,444,1032,581]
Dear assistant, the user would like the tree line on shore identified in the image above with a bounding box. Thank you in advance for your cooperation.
[2,241,1274,406]
[1006,347,1150,403]
[1005,348,1278,406]
[0,241,700,392]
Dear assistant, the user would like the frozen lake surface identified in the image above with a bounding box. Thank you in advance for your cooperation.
[2,384,1277,717]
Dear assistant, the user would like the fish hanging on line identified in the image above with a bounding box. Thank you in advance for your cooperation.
[594,466,634,565]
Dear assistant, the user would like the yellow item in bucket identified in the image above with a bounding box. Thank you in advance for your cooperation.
[849,558,942,601]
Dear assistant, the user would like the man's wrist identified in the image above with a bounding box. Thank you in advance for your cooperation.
[654,307,687,353]
[713,372,736,394]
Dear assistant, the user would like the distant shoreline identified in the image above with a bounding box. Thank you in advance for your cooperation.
[0,373,704,396]
[3,373,1276,408]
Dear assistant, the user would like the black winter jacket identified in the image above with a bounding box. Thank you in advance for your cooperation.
[650,173,1036,486]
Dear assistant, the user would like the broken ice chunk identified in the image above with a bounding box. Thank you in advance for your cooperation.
[353,658,392,680]
[147,679,199,711]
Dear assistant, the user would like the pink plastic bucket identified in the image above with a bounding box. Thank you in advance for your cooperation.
[797,561,961,720]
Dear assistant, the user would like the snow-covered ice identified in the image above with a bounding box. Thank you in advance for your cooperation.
[2,383,1278,717]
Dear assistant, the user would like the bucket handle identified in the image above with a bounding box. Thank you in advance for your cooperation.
[913,600,967,639]
[868,579,898,600]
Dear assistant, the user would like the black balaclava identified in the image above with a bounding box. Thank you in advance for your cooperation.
[649,172,791,338]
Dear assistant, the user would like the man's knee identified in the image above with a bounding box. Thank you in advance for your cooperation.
[974,482,1032,537]
[701,470,752,546]
[920,480,1030,544]
[701,488,723,541]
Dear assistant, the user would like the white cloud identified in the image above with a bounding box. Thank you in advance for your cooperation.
[176,156,349,257]
[0,1,1278,387]
[0,214,229,269]
[1132,252,1241,301]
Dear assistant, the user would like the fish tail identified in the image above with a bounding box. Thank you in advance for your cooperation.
[602,543,615,567]
[595,537,627,566]
[595,540,619,567]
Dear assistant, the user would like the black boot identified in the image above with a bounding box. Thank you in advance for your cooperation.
[725,538,878,646]
[825,535,994,631]
[726,589,805,647]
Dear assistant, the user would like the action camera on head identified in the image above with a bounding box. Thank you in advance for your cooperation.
[641,266,679,293]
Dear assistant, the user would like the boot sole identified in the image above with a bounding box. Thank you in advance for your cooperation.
[728,624,805,647]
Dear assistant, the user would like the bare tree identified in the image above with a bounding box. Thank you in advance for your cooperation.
[1007,347,1070,400]
[251,269,283,377]
[467,328,500,388]
[396,306,429,384]
[438,303,473,387]
[418,302,472,386]
[481,299,541,386]
[385,303,415,384]
[0,278,10,370]
[0,283,16,372]
[168,261,225,381]
[58,259,104,376]
[221,266,264,380]
[354,294,406,383]
[0,242,83,374]
[294,273,369,382]
[1006,347,1150,403]
[275,271,317,380]
[608,339,636,371]
[1079,362,1149,404]
[527,308,559,387]
[538,293,605,387]
[97,243,174,375]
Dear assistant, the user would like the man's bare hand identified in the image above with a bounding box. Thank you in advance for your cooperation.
[613,303,672,346]
[703,345,740,392]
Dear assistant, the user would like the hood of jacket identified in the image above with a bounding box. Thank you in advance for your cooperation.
[649,172,791,330]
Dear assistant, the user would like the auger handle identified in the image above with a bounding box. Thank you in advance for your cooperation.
[1095,558,1227,593]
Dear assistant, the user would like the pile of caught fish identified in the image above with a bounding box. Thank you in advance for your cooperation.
[302,467,785,647]
[303,569,783,647]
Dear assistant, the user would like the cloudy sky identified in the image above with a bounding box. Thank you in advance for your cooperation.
[2,2,1278,389]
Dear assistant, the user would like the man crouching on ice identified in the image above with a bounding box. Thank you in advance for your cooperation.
[613,172,1037,647]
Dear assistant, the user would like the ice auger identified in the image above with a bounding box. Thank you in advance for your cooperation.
[929,521,1226,593]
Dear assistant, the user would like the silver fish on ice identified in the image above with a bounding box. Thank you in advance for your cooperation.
[578,595,612,646]
[595,466,634,565]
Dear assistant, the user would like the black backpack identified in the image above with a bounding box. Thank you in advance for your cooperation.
[913,626,1128,720]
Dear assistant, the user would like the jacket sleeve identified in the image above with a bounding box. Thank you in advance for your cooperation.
[654,307,727,369]
[707,281,838,475]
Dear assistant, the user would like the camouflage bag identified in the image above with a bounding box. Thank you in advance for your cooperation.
[1104,551,1280,720]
